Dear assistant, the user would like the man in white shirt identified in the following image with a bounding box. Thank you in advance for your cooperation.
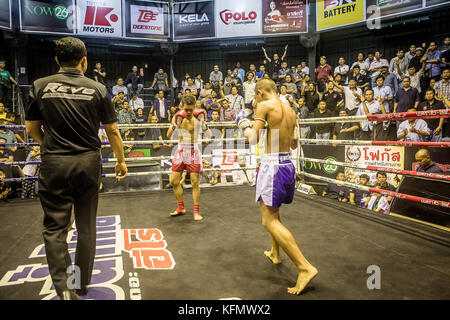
[405,44,416,65]
[369,51,389,87]
[330,77,362,115]
[389,49,408,80]
[232,155,256,185]
[397,108,431,142]
[351,52,370,76]
[112,78,128,96]
[356,89,386,140]
[129,93,144,111]
[225,86,245,114]
[334,57,350,85]
[243,73,256,108]
[279,85,291,105]
[300,60,309,75]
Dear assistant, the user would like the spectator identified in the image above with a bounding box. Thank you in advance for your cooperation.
[356,89,386,140]
[380,65,399,96]
[408,47,424,73]
[5,113,24,144]
[134,108,147,141]
[296,97,310,138]
[421,41,442,81]
[284,74,297,97]
[351,52,370,76]
[262,45,288,81]
[375,171,396,204]
[372,75,393,114]
[0,119,18,152]
[150,67,169,93]
[389,49,408,80]
[209,109,226,143]
[129,93,144,111]
[221,75,234,96]
[194,73,204,91]
[112,91,127,114]
[315,56,333,93]
[232,155,256,185]
[405,44,416,65]
[200,82,213,99]
[214,166,229,184]
[330,76,362,116]
[122,128,135,152]
[117,101,136,126]
[0,138,13,162]
[349,65,370,92]
[148,115,168,149]
[247,64,257,81]
[439,37,450,56]
[243,73,256,109]
[322,81,344,116]
[278,61,292,85]
[417,89,444,142]
[349,174,371,206]
[279,85,291,105]
[313,100,333,140]
[302,82,319,113]
[220,99,236,121]
[0,168,12,201]
[334,57,350,85]
[394,76,420,113]
[112,78,128,96]
[201,160,220,185]
[286,95,299,113]
[434,68,450,101]
[235,62,245,82]
[231,69,243,93]
[0,102,7,119]
[365,52,375,70]
[181,73,191,88]
[92,62,106,85]
[300,60,309,75]
[225,86,245,114]
[206,91,224,121]
[333,109,359,140]
[151,90,171,123]
[256,65,266,81]
[125,65,144,95]
[182,77,198,96]
[293,64,304,90]
[366,187,390,214]
[209,65,223,93]
[414,149,444,173]
[0,59,18,105]
[407,63,425,94]
[322,171,348,201]
[441,39,450,69]
[21,145,41,199]
[397,108,430,142]
[369,51,389,88]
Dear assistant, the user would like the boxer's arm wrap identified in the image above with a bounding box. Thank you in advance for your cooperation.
[236,109,253,131]
[292,124,300,140]
[193,108,208,132]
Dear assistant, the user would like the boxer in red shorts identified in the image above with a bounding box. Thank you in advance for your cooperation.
[167,94,211,221]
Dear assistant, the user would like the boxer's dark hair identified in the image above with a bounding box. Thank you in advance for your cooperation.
[182,94,196,106]
[55,37,87,67]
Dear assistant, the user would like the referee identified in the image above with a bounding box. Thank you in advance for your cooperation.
[25,37,127,300]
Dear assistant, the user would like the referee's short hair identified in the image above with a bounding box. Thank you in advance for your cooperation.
[55,37,87,68]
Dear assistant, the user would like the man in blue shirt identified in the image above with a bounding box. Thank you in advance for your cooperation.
[380,65,399,96]
[421,41,442,81]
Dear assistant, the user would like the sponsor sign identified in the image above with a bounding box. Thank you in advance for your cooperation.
[215,0,262,39]
[316,0,365,31]
[0,0,11,30]
[125,0,169,40]
[77,0,123,38]
[366,0,422,19]
[425,0,450,8]
[20,0,75,34]
[173,0,215,41]
[262,0,307,35]
[0,215,175,300]
[212,149,256,176]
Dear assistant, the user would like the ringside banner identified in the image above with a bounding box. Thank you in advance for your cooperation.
[215,0,262,39]
[76,0,123,38]
[262,0,307,35]
[0,0,11,30]
[124,0,169,40]
[173,0,215,41]
[316,0,365,32]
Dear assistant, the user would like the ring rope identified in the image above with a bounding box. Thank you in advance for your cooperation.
[299,139,450,147]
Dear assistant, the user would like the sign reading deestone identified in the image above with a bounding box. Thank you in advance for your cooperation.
[20,0,75,34]
[173,0,215,41]
[215,0,262,39]
[125,0,169,40]
[0,0,11,30]
[77,0,122,38]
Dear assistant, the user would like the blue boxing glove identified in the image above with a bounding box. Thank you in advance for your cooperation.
[236,109,252,131]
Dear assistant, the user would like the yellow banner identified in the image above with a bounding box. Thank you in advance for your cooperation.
[316,0,365,31]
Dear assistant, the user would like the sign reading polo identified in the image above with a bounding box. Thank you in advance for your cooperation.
[77,0,122,37]
[20,0,74,34]
[125,1,169,39]
[0,0,11,30]
[316,0,365,31]
[215,0,262,38]
[173,0,215,41]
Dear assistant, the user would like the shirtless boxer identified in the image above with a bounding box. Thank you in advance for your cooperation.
[167,94,211,221]
[236,79,318,295]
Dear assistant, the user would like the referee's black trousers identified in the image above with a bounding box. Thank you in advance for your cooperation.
[38,150,101,294]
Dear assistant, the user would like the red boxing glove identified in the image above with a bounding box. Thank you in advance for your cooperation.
[193,108,207,122]
[173,110,187,126]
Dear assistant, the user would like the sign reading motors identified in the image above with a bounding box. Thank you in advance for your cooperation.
[77,0,122,37]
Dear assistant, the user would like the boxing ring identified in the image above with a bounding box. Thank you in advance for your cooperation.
[0,110,449,300]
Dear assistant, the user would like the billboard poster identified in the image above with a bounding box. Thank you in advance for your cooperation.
[20,0,75,34]
[0,0,11,30]
[124,0,169,40]
[316,0,365,32]
[212,149,256,177]
[215,0,262,39]
[262,0,307,35]
[366,0,422,19]
[76,0,123,38]
[173,0,215,41]
[425,0,450,8]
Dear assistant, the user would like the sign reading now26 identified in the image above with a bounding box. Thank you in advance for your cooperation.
[20,0,75,33]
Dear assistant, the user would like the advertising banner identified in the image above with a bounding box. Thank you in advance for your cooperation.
[425,0,450,8]
[76,0,123,38]
[124,0,169,40]
[316,0,365,32]
[366,0,422,19]
[301,145,345,178]
[215,0,262,39]
[345,145,404,187]
[20,0,75,34]
[0,0,11,30]
[212,149,256,177]
[262,0,307,35]
[173,0,215,41]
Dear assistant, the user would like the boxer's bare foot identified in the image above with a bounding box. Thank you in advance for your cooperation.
[170,209,185,216]
[288,266,318,295]
[264,250,281,264]
[194,214,203,221]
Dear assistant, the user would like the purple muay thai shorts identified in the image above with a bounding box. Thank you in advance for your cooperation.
[255,153,296,208]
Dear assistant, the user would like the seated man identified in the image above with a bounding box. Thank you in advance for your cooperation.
[129,93,144,111]
[0,119,18,152]
[112,78,128,96]
[332,109,359,140]
[349,174,371,207]
[415,148,444,173]
[0,138,13,162]
[148,115,169,149]
[397,108,430,142]
[366,186,390,214]
[232,155,256,185]
[322,171,348,201]
[0,168,12,201]
[201,160,219,185]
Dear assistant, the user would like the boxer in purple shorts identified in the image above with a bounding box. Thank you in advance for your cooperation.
[237,79,318,295]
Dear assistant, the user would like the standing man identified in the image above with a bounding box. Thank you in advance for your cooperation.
[421,41,442,81]
[262,45,288,82]
[417,89,445,142]
[389,49,408,80]
[236,79,318,295]
[0,59,19,106]
[150,67,169,93]
[209,65,223,94]
[25,37,127,300]
[356,89,386,140]
[315,56,333,93]
[167,95,211,221]
[394,76,420,113]
[125,65,144,95]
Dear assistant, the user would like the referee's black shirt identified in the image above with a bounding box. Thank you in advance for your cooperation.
[26,68,117,155]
